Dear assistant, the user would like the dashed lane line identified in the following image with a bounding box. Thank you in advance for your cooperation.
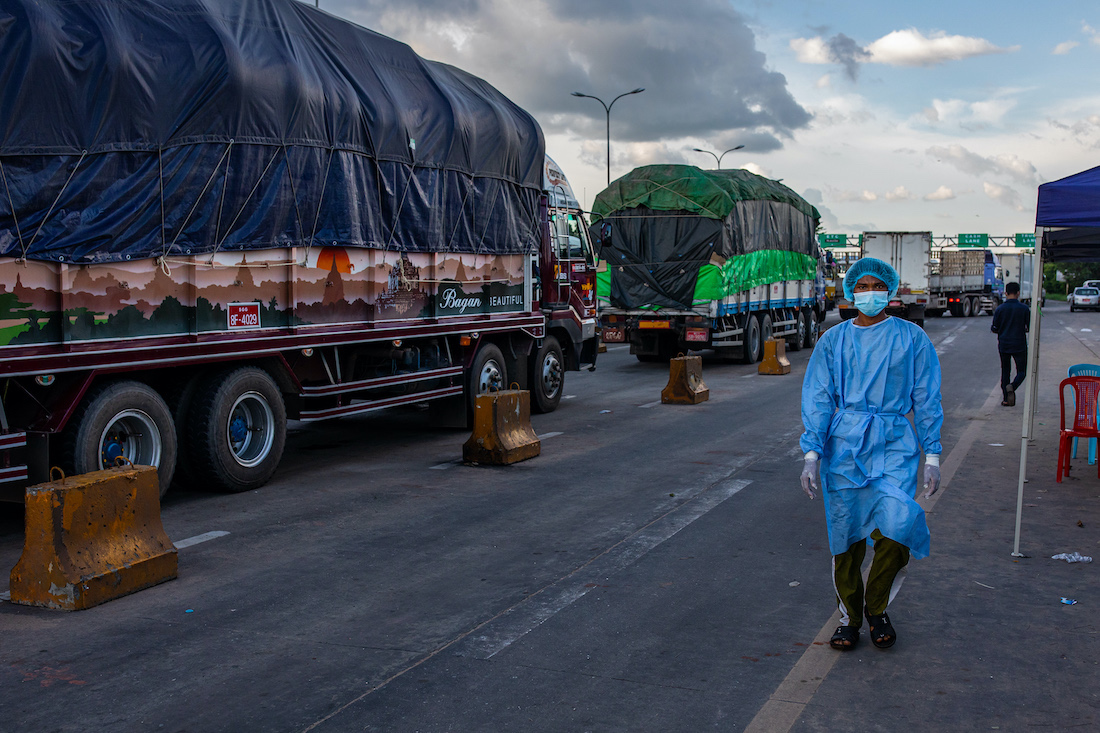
[173,530,230,549]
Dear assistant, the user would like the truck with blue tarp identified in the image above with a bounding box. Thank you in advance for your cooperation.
[591,165,822,362]
[0,0,598,497]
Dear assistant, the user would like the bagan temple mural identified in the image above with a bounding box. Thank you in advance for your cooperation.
[0,248,526,346]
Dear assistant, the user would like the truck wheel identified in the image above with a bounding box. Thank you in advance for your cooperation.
[62,380,177,498]
[757,314,773,362]
[741,315,761,364]
[530,335,563,414]
[787,311,805,352]
[802,309,819,348]
[187,367,286,493]
[961,297,973,317]
[468,343,508,415]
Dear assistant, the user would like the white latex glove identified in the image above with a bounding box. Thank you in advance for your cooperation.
[923,463,941,499]
[800,457,819,500]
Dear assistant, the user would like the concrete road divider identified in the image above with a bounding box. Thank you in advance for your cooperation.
[758,338,792,375]
[9,464,178,611]
[662,354,710,404]
[463,389,541,465]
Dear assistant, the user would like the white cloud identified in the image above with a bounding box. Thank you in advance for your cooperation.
[1053,40,1080,55]
[983,182,1026,212]
[885,186,912,201]
[928,144,1039,185]
[866,29,1018,67]
[815,74,832,89]
[969,99,1016,126]
[837,190,879,202]
[923,99,968,124]
[741,162,773,178]
[791,37,831,64]
[924,186,956,201]
[1085,23,1100,45]
[921,97,1017,130]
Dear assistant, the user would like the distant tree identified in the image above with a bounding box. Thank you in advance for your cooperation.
[66,307,101,340]
[0,291,30,320]
[1045,262,1100,293]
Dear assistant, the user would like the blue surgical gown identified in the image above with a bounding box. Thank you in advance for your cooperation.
[799,317,943,559]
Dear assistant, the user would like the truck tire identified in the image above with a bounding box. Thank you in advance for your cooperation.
[187,367,287,493]
[961,297,973,317]
[61,380,177,498]
[802,308,819,349]
[741,315,761,364]
[758,314,773,362]
[530,335,563,414]
[787,311,805,352]
[468,342,508,415]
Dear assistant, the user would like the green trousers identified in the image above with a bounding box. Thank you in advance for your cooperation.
[833,529,910,626]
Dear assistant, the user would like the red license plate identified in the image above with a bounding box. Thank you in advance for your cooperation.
[228,302,261,330]
[685,329,708,342]
[601,327,625,343]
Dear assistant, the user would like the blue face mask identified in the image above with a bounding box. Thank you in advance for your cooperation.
[854,291,890,317]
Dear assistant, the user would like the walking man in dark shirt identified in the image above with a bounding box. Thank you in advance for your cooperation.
[991,282,1031,406]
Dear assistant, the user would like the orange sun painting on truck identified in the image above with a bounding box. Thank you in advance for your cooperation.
[317,247,354,273]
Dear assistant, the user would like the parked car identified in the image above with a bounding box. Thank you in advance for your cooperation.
[1070,287,1100,312]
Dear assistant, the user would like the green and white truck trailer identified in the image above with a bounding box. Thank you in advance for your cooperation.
[592,165,822,363]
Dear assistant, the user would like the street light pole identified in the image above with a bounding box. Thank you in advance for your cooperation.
[691,145,744,169]
[571,87,645,186]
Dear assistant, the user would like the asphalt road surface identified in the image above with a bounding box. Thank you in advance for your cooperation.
[0,305,1080,732]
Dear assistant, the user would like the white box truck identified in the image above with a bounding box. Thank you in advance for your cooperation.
[839,232,1006,327]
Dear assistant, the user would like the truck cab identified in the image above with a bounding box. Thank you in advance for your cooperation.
[534,156,599,408]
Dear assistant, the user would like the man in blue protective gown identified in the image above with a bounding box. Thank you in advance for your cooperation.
[799,257,944,651]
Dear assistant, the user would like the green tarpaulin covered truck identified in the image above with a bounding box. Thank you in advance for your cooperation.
[591,164,823,362]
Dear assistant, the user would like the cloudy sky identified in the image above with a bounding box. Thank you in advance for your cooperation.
[315,0,1098,238]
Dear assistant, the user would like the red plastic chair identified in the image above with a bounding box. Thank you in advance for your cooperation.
[1058,376,1100,482]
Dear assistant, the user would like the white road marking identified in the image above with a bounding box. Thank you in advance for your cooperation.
[537,431,563,439]
[430,461,460,470]
[638,400,663,409]
[934,320,970,355]
[173,531,230,549]
[460,478,753,660]
[0,592,9,601]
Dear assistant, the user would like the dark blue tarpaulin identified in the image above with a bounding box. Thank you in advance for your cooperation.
[1036,165,1100,228]
[1036,165,1100,262]
[0,0,545,264]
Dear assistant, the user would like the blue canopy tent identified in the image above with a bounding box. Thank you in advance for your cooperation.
[1014,165,1100,554]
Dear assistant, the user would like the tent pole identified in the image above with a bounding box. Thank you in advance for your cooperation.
[1013,229,1044,557]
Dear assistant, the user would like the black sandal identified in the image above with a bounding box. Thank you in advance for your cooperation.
[830,625,859,650]
[865,611,896,649]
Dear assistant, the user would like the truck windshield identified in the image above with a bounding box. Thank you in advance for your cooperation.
[554,211,594,264]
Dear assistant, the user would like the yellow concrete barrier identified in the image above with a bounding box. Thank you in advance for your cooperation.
[9,464,178,611]
[463,389,541,465]
[758,338,792,375]
[661,354,709,404]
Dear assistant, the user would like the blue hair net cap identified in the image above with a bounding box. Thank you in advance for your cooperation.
[844,257,899,300]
